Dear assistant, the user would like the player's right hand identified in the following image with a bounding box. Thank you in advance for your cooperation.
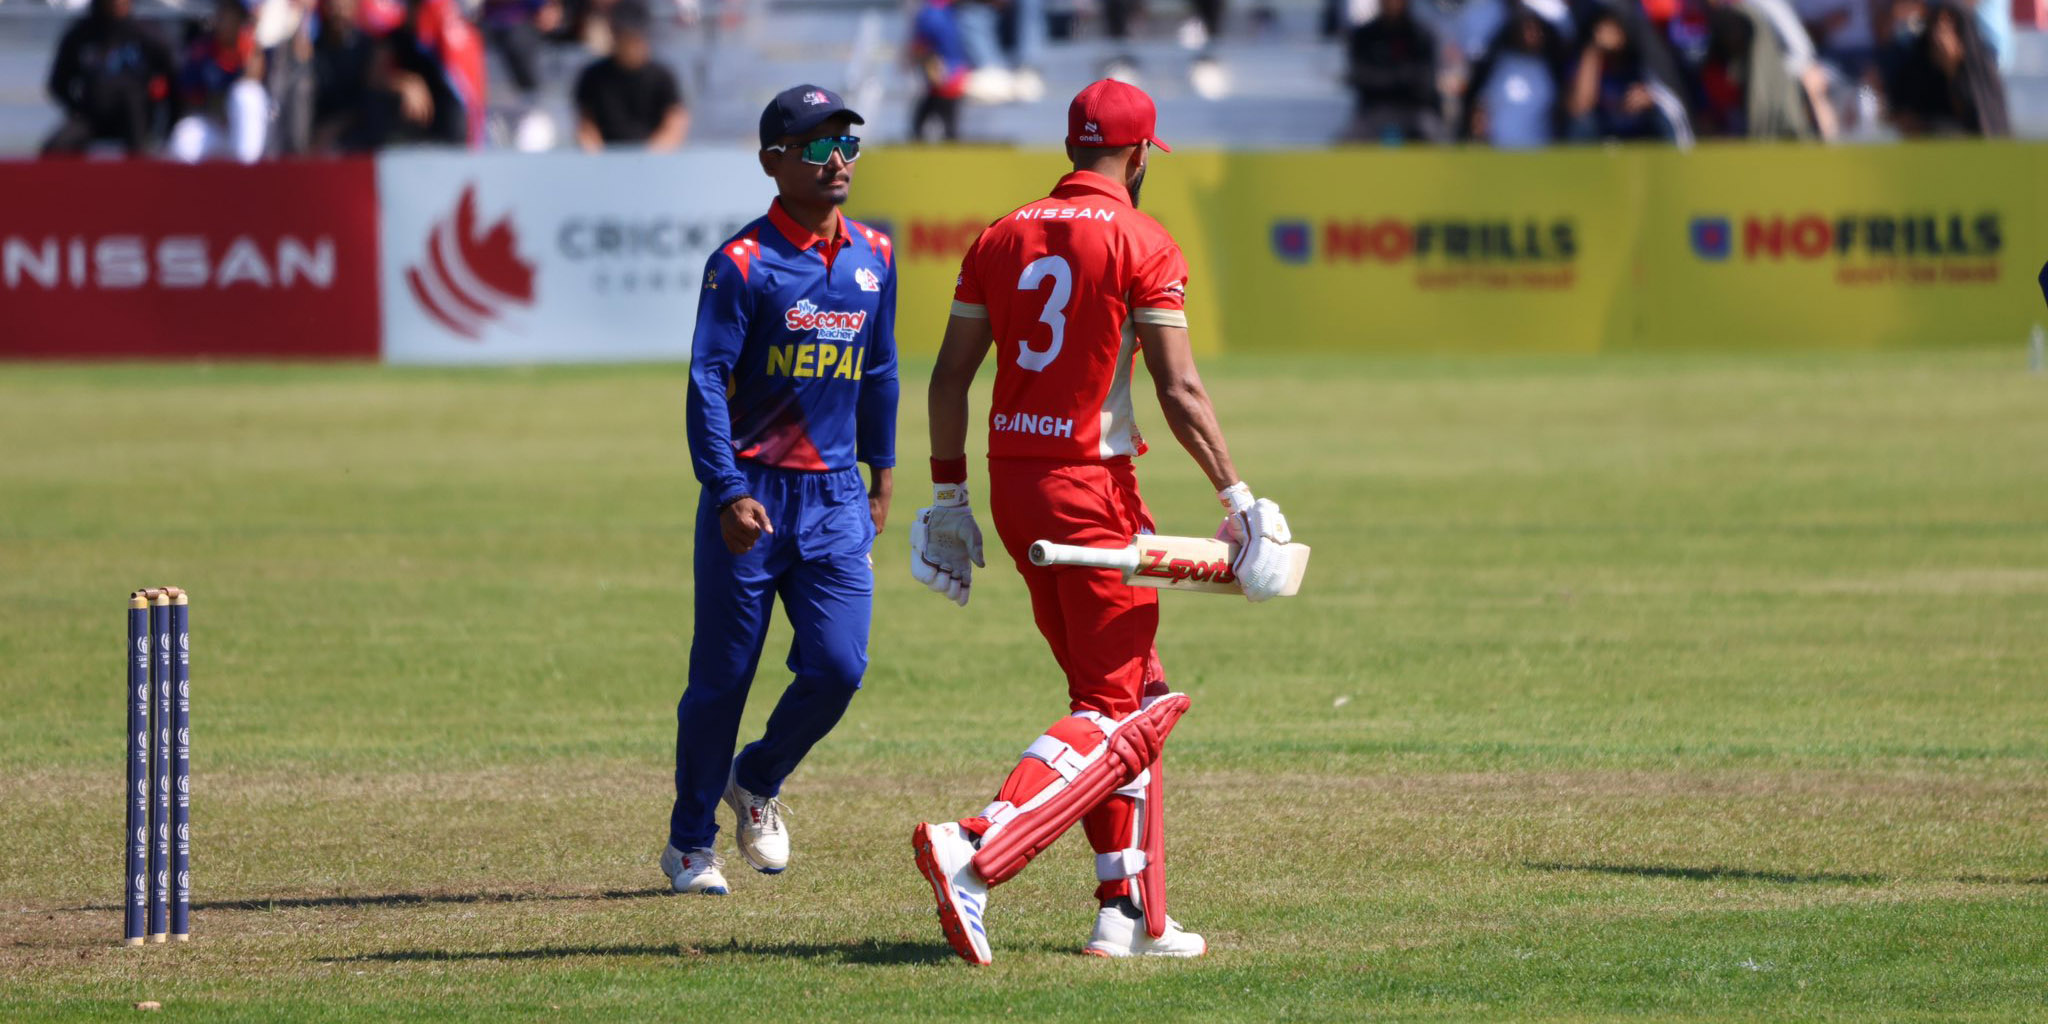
[910,483,984,607]
[720,496,774,555]
[1215,482,1294,603]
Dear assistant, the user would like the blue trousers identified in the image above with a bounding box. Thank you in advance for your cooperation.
[669,463,875,852]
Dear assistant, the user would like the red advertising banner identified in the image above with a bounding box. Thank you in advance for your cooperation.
[0,161,380,359]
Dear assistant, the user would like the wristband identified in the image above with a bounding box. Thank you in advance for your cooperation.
[1218,481,1254,514]
[931,456,968,485]
[932,482,970,508]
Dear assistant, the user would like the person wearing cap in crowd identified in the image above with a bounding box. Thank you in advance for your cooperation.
[906,79,1294,963]
[572,0,687,151]
[661,84,899,897]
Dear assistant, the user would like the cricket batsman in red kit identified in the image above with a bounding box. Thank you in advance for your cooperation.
[908,79,1296,964]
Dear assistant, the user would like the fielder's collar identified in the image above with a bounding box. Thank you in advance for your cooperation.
[1050,170,1132,207]
[768,198,849,254]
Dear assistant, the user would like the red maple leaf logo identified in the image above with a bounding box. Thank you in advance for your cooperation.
[406,184,536,340]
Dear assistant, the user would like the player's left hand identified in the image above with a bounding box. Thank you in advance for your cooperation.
[1215,482,1294,603]
[910,483,984,607]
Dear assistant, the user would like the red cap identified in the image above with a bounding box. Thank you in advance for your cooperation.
[1067,79,1171,153]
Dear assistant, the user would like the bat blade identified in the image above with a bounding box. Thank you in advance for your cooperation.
[1126,535,1244,594]
[1030,535,1311,597]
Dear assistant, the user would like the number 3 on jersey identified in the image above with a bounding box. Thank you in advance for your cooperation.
[1015,255,1072,372]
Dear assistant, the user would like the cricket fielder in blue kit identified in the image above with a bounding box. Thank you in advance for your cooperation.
[662,84,898,895]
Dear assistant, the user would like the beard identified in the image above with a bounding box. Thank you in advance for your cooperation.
[1127,165,1147,208]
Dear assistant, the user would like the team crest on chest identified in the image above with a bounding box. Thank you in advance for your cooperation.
[855,267,881,292]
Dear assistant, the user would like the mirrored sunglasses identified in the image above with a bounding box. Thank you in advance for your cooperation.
[769,135,862,165]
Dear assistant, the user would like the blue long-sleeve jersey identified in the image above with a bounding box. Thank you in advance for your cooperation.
[687,200,900,507]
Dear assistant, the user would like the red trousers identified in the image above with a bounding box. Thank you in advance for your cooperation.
[987,457,1165,717]
[981,457,1169,900]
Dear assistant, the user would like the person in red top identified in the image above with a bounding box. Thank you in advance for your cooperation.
[908,79,1295,964]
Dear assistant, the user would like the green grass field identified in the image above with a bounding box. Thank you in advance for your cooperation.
[2,351,2044,1022]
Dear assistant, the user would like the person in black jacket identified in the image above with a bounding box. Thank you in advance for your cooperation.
[306,0,385,152]
[42,0,177,156]
[1343,0,1443,143]
[1886,0,2008,137]
[354,0,468,148]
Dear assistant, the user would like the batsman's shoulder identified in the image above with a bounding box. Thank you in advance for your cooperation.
[1119,206,1180,247]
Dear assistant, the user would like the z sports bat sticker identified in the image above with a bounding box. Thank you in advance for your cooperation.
[1028,535,1310,597]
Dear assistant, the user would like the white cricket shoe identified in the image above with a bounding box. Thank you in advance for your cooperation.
[722,766,790,874]
[1082,899,1206,958]
[912,821,992,966]
[660,844,729,895]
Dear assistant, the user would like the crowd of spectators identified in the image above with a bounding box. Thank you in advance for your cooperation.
[35,0,2024,159]
[1340,0,2015,144]
[39,0,687,157]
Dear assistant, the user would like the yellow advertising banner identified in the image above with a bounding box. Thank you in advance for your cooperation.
[848,142,2045,356]
[1634,141,2046,350]
[1209,148,1644,354]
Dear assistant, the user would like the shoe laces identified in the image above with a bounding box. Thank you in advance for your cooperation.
[682,847,723,872]
[750,795,791,834]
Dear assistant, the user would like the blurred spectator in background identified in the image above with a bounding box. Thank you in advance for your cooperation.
[1791,0,1880,77]
[909,0,971,140]
[1883,0,1929,77]
[560,0,625,56]
[1457,2,1570,146]
[1343,0,1443,142]
[42,0,176,157]
[573,1,687,150]
[1101,0,1228,96]
[360,0,505,149]
[1973,0,2013,72]
[1692,0,1820,137]
[481,0,565,108]
[1744,0,1837,136]
[1567,7,1693,141]
[1886,0,2009,134]
[304,0,384,151]
[955,0,1048,101]
[168,0,269,162]
[354,0,472,148]
[263,0,320,155]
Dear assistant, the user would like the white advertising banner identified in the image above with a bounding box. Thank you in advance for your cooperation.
[378,150,770,364]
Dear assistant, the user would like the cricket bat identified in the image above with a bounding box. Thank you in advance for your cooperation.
[1027,535,1311,597]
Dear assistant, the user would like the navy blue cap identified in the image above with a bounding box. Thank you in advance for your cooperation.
[759,84,864,149]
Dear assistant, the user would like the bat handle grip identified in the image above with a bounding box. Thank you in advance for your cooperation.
[1029,540,1138,571]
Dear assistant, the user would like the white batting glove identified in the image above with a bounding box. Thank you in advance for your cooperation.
[1216,482,1293,603]
[910,482,985,607]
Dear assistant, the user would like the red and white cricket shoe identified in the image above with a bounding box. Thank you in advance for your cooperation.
[660,844,729,895]
[723,766,790,874]
[912,821,992,966]
[1082,899,1205,958]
